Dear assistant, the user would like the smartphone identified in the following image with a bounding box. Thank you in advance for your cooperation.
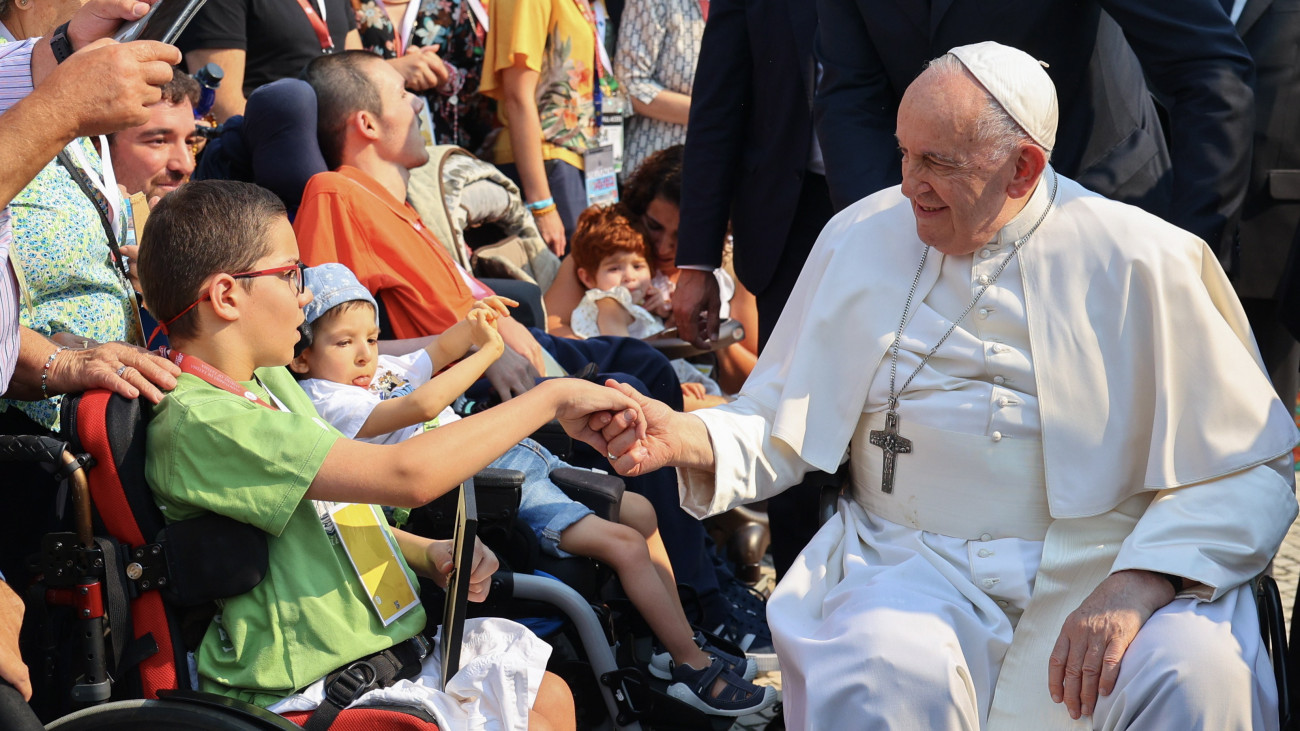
[113,0,209,44]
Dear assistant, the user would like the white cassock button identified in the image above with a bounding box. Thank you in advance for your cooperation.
[980,533,992,542]
[991,344,1008,354]
[977,274,992,286]
[980,249,993,259]
[997,600,1009,608]
[991,431,1003,442]
[978,549,992,558]
[998,397,1010,407]
[978,307,990,319]
[982,578,999,587]
[993,375,1005,385]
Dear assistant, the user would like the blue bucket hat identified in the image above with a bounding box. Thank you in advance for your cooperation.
[302,263,378,326]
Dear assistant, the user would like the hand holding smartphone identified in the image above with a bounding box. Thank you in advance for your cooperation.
[113,0,208,44]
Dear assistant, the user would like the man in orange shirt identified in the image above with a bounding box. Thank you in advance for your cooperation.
[295,51,744,632]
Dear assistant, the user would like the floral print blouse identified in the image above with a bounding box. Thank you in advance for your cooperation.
[351,0,501,153]
[613,0,704,178]
[1,138,137,431]
[480,0,611,172]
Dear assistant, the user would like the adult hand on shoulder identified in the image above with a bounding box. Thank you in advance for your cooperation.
[535,209,566,257]
[47,342,180,403]
[45,39,182,137]
[0,582,30,701]
[672,268,721,349]
[1048,569,1176,720]
[596,380,679,477]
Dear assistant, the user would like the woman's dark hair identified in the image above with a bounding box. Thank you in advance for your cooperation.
[621,144,683,217]
[138,180,286,340]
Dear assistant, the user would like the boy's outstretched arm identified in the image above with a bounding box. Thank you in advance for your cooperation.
[308,378,645,508]
[353,315,505,439]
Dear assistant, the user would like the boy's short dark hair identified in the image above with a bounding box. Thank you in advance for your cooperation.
[304,51,385,170]
[139,180,286,340]
[293,299,376,361]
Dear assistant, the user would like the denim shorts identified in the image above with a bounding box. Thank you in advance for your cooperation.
[489,438,593,558]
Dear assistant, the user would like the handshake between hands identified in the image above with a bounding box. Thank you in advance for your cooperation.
[554,379,678,477]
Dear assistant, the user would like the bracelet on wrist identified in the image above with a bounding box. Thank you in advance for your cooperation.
[529,203,558,217]
[525,197,556,212]
[41,346,68,400]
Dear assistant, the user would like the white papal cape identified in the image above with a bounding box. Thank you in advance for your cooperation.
[678,170,1300,729]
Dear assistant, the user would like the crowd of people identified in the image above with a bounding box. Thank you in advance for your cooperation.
[1,0,1299,729]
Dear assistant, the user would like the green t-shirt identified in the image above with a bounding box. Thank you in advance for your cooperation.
[146,366,427,707]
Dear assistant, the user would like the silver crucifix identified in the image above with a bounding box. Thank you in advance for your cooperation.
[868,410,912,494]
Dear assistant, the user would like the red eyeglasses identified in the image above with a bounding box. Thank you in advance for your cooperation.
[149,262,307,345]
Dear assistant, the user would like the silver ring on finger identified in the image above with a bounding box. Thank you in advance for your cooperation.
[116,365,130,377]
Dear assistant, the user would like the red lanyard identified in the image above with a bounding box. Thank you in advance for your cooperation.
[698,0,708,20]
[158,347,279,411]
[294,0,335,52]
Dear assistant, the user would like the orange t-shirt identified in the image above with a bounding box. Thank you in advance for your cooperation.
[295,166,479,338]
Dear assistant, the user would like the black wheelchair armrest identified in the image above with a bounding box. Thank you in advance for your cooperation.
[156,514,269,607]
[405,469,525,539]
[644,319,745,360]
[549,467,624,523]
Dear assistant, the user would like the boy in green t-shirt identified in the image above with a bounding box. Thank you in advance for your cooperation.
[135,180,644,730]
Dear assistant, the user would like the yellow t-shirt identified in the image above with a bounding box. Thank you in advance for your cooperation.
[481,0,610,170]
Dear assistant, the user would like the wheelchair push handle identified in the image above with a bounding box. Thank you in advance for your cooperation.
[0,435,96,548]
[0,434,71,466]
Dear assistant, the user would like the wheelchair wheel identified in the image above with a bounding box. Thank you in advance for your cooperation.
[45,699,286,730]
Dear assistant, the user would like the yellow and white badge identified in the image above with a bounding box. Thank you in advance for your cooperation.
[320,501,421,626]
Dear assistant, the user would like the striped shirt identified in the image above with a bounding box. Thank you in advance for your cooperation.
[0,39,36,393]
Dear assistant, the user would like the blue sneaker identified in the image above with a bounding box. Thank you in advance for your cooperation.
[648,631,758,680]
[666,657,777,717]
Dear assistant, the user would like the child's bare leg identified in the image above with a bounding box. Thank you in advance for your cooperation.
[559,516,710,669]
[529,671,576,731]
[617,492,678,592]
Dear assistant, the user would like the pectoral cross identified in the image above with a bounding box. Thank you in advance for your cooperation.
[868,410,911,494]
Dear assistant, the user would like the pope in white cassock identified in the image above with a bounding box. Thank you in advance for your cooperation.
[593,41,1300,729]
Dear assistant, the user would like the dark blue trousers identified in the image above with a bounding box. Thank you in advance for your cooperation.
[529,331,729,625]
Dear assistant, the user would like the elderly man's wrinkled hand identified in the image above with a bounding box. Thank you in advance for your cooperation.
[47,342,180,403]
[596,380,677,477]
[547,378,645,456]
[1048,569,1176,720]
[49,38,181,137]
[672,268,721,349]
[68,0,157,47]
[0,582,31,701]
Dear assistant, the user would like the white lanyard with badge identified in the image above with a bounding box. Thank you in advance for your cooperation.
[578,0,622,205]
[253,375,423,627]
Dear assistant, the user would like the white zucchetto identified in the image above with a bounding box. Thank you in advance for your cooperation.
[948,41,1058,152]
